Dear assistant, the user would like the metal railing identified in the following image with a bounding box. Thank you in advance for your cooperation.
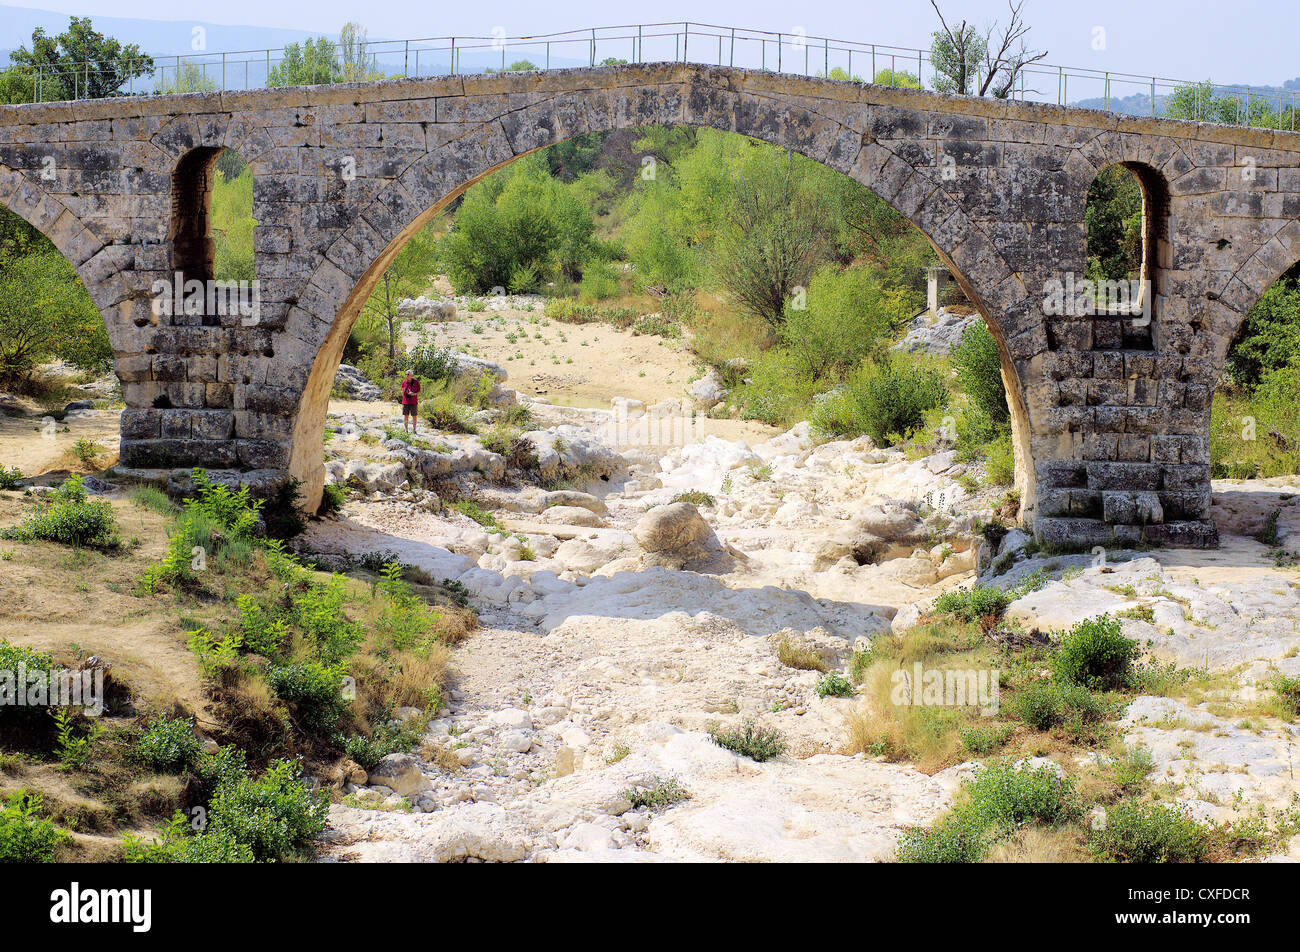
[5,21,1297,130]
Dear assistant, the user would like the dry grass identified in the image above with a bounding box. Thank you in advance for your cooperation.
[776,638,829,673]
[986,826,1088,863]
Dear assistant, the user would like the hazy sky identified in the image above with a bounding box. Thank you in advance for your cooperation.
[8,0,1300,87]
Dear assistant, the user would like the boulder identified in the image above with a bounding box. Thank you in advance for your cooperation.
[367,753,426,797]
[688,370,728,410]
[634,502,712,554]
[333,363,382,401]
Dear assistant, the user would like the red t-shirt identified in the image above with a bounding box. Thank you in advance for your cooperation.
[400,378,421,404]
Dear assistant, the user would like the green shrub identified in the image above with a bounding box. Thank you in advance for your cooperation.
[815,673,855,698]
[0,466,23,490]
[983,433,1015,485]
[205,758,329,861]
[236,595,289,658]
[963,761,1077,827]
[124,812,255,863]
[1089,802,1209,863]
[1012,679,1107,731]
[959,724,1011,754]
[933,585,1013,623]
[1054,615,1139,689]
[895,809,992,863]
[811,355,947,445]
[896,762,1074,863]
[1,475,120,547]
[136,717,203,773]
[0,790,69,862]
[578,261,621,302]
[318,483,347,515]
[290,578,363,664]
[266,660,347,732]
[709,720,787,762]
[950,322,1009,430]
[1271,672,1300,717]
[129,754,327,863]
[624,775,690,810]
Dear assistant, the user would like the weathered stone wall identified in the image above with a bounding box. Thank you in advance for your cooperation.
[1,63,1299,546]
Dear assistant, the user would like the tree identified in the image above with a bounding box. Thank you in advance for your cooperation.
[339,22,369,83]
[0,246,110,382]
[1225,264,1300,390]
[268,38,342,87]
[929,0,1046,99]
[360,228,440,361]
[441,157,597,293]
[155,61,217,95]
[873,68,923,89]
[1084,165,1143,282]
[9,16,153,99]
[1164,81,1279,127]
[710,149,839,327]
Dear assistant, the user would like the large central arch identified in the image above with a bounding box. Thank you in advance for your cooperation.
[288,76,1034,513]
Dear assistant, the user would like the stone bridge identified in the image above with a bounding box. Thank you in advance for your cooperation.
[2,62,1299,547]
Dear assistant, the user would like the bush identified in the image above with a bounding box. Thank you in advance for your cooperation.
[950,322,1009,430]
[895,809,992,863]
[0,475,119,547]
[442,156,596,292]
[205,758,329,861]
[0,466,22,490]
[811,355,947,445]
[933,585,1013,623]
[1012,679,1107,731]
[136,717,202,773]
[0,790,69,862]
[266,660,347,732]
[816,673,855,698]
[963,761,1077,827]
[1089,802,1210,862]
[709,720,787,762]
[895,762,1074,863]
[130,754,327,863]
[624,775,690,810]
[578,261,621,302]
[1053,615,1139,689]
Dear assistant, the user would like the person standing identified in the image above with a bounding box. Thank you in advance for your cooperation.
[400,370,421,434]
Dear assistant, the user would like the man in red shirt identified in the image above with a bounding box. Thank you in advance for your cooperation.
[400,370,421,434]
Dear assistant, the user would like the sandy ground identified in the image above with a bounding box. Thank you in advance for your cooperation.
[407,303,778,445]
[0,408,122,478]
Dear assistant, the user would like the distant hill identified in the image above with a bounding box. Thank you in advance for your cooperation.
[0,5,586,85]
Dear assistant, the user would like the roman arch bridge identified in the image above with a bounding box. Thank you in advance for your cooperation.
[2,62,1299,547]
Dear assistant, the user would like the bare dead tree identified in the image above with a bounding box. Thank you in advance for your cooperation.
[929,0,1047,99]
[978,0,1048,97]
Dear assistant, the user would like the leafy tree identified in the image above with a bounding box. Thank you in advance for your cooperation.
[950,322,1010,437]
[0,66,64,105]
[0,246,110,382]
[1085,165,1143,282]
[442,157,596,293]
[709,146,840,327]
[361,227,440,360]
[1164,81,1280,127]
[268,38,342,87]
[9,16,153,99]
[155,60,217,95]
[1225,265,1300,389]
[929,0,1045,99]
[873,68,923,89]
[211,165,254,282]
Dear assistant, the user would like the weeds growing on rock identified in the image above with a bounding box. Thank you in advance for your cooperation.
[709,720,787,762]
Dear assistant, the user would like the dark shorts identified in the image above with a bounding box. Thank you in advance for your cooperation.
[401,402,417,416]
